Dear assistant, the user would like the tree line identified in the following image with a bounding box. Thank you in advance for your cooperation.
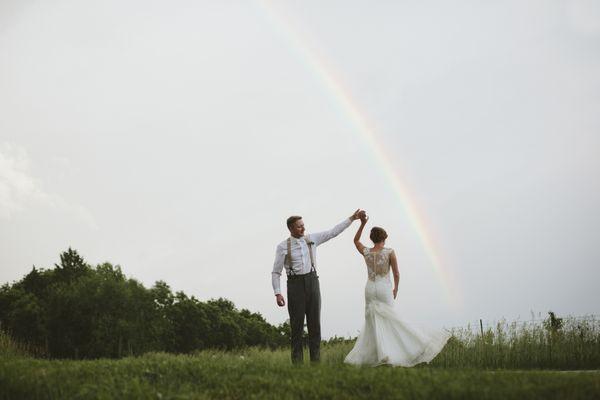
[0,248,289,359]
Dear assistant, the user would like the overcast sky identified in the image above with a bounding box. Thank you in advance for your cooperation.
[1,0,599,338]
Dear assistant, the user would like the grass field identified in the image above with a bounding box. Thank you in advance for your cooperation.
[0,346,600,399]
[1,348,600,400]
[1,315,600,399]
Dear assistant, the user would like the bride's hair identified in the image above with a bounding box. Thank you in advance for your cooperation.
[370,227,388,244]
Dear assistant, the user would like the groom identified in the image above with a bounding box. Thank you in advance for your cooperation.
[272,210,362,363]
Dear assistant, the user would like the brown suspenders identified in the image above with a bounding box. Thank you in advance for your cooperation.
[285,236,316,276]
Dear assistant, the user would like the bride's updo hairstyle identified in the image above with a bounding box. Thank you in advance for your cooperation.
[370,227,388,244]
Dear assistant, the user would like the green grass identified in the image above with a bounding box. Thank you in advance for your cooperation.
[0,330,44,359]
[431,315,600,370]
[1,347,600,399]
[1,315,600,399]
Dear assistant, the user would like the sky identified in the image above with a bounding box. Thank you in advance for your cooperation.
[1,0,599,338]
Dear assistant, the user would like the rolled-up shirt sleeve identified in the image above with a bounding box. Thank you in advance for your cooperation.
[311,217,352,246]
[271,243,286,295]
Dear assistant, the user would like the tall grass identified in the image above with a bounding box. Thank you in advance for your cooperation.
[183,314,600,370]
[0,330,45,359]
[2,314,599,370]
[431,315,600,370]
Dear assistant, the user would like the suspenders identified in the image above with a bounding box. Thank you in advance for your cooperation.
[285,236,316,276]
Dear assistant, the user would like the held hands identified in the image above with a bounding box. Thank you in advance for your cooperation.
[276,294,285,307]
[350,209,369,222]
[359,210,369,225]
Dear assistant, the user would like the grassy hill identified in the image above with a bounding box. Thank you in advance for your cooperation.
[2,314,600,399]
[1,345,599,400]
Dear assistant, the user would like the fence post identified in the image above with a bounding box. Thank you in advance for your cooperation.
[480,319,484,337]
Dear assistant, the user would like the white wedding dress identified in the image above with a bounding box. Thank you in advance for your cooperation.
[344,247,450,367]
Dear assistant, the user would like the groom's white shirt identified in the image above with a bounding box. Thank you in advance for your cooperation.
[271,218,352,295]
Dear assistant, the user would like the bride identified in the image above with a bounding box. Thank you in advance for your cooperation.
[344,211,450,367]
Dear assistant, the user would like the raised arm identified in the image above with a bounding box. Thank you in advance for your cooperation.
[310,209,361,246]
[390,249,400,299]
[353,212,368,254]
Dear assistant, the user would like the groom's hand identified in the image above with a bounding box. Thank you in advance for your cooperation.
[276,294,286,307]
[350,209,361,221]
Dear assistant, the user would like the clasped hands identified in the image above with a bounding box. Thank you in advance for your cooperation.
[350,209,369,224]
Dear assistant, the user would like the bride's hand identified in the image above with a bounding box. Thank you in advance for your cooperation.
[393,287,398,299]
[359,212,368,224]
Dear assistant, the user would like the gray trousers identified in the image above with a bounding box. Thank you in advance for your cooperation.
[287,271,321,363]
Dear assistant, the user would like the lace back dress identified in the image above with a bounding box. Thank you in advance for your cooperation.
[344,247,450,367]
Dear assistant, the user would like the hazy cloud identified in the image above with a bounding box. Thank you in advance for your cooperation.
[0,142,97,229]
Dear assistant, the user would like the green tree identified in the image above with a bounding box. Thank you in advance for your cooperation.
[0,249,289,359]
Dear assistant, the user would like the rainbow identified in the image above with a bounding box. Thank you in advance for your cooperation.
[257,1,460,307]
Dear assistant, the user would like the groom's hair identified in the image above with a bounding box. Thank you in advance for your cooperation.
[370,227,388,243]
[287,216,302,229]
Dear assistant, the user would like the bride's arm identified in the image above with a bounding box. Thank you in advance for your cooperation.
[353,216,367,254]
[390,250,400,299]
